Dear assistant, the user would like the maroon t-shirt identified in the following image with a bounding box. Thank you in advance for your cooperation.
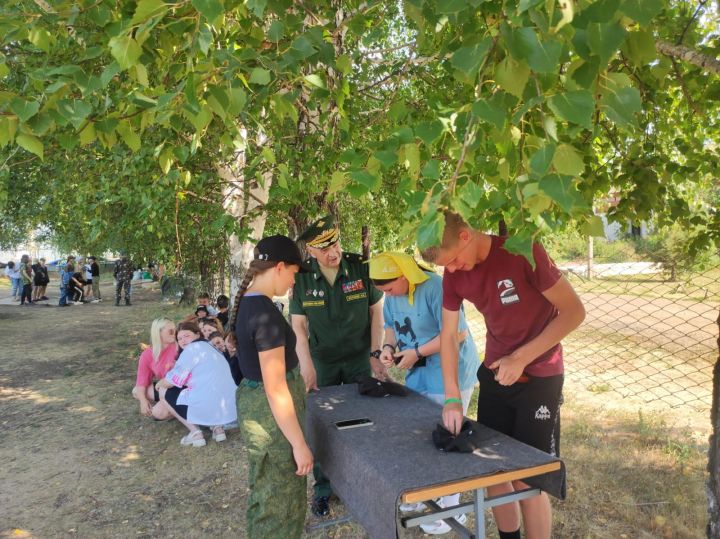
[442,236,563,377]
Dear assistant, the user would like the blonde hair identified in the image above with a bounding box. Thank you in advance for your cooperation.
[150,318,174,361]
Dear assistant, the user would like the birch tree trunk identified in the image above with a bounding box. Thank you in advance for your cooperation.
[220,132,272,300]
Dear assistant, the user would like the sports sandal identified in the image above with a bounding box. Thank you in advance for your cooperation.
[212,426,226,442]
[180,430,206,447]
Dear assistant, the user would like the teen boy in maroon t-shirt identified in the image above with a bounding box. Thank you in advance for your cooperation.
[421,212,585,539]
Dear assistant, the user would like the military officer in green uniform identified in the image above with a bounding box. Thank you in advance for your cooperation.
[290,215,388,517]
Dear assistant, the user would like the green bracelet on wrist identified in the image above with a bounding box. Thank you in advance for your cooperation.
[444,397,462,405]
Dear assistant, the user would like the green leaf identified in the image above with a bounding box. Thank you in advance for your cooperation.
[581,215,605,237]
[246,0,267,18]
[109,35,142,70]
[538,174,585,212]
[0,117,18,147]
[0,63,9,78]
[290,35,317,60]
[268,20,284,42]
[10,98,40,122]
[518,0,544,13]
[421,159,440,180]
[416,210,445,250]
[131,0,168,25]
[502,234,535,266]
[473,99,505,129]
[28,27,52,52]
[620,0,664,25]
[336,54,352,75]
[436,0,471,14]
[552,143,585,176]
[349,169,381,191]
[159,146,175,174]
[373,150,397,169]
[624,30,656,66]
[392,126,414,145]
[16,133,44,160]
[303,74,326,89]
[117,120,141,151]
[547,90,594,129]
[401,143,421,179]
[450,38,492,79]
[328,171,347,195]
[528,38,562,74]
[191,0,224,22]
[459,180,484,208]
[227,87,247,116]
[415,120,443,145]
[587,22,627,63]
[56,99,93,130]
[249,68,271,85]
[529,142,556,177]
[601,86,641,129]
[495,57,530,98]
[571,57,600,88]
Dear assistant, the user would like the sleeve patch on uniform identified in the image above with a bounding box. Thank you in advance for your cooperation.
[345,292,367,302]
[342,279,365,293]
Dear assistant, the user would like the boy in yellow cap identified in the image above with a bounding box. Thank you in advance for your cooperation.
[369,252,480,535]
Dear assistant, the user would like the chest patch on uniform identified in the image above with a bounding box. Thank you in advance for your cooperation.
[497,279,520,305]
[302,300,326,308]
[345,292,367,302]
[342,279,365,293]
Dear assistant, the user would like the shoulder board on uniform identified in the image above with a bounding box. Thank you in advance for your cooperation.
[342,252,365,264]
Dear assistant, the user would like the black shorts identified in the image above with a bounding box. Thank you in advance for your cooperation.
[86,278,93,285]
[476,365,563,457]
[164,386,188,420]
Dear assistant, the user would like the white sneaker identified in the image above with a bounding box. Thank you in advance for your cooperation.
[420,513,467,535]
[399,501,427,513]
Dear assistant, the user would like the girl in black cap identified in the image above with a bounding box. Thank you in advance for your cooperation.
[230,235,313,538]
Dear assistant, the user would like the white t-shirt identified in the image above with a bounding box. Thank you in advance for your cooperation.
[164,340,237,425]
[84,264,93,280]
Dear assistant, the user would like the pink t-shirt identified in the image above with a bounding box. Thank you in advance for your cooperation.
[442,236,563,377]
[135,345,179,387]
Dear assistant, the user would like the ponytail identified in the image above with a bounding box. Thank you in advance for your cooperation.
[228,260,277,329]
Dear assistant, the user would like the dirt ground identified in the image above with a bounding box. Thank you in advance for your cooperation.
[0,282,711,538]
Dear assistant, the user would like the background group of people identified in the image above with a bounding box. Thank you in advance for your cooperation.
[3,256,50,305]
[132,212,585,539]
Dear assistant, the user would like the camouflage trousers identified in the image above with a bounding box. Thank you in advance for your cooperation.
[115,279,131,302]
[237,369,307,538]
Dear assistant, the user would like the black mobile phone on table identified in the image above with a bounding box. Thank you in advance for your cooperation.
[335,417,373,430]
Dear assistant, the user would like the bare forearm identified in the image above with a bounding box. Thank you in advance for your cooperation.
[440,330,461,398]
[370,305,383,351]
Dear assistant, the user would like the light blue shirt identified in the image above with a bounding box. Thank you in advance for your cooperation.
[383,272,479,395]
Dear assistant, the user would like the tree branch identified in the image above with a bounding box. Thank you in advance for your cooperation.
[656,39,720,75]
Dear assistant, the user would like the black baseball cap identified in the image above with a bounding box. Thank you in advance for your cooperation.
[255,235,309,272]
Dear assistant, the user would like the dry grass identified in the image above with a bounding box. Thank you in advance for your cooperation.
[0,283,711,538]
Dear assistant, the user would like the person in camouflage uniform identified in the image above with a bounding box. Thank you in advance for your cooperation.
[113,254,133,306]
[237,371,307,537]
[232,235,313,538]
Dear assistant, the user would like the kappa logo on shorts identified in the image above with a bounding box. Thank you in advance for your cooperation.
[497,279,520,305]
[535,405,551,420]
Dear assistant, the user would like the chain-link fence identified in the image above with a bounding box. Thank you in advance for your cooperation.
[464,262,718,410]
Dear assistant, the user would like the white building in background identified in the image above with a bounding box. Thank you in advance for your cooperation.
[601,215,651,241]
[0,240,62,264]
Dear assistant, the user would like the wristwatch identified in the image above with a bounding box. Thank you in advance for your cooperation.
[414,343,427,367]
[370,349,382,359]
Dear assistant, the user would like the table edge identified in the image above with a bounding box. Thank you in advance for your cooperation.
[400,461,562,503]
